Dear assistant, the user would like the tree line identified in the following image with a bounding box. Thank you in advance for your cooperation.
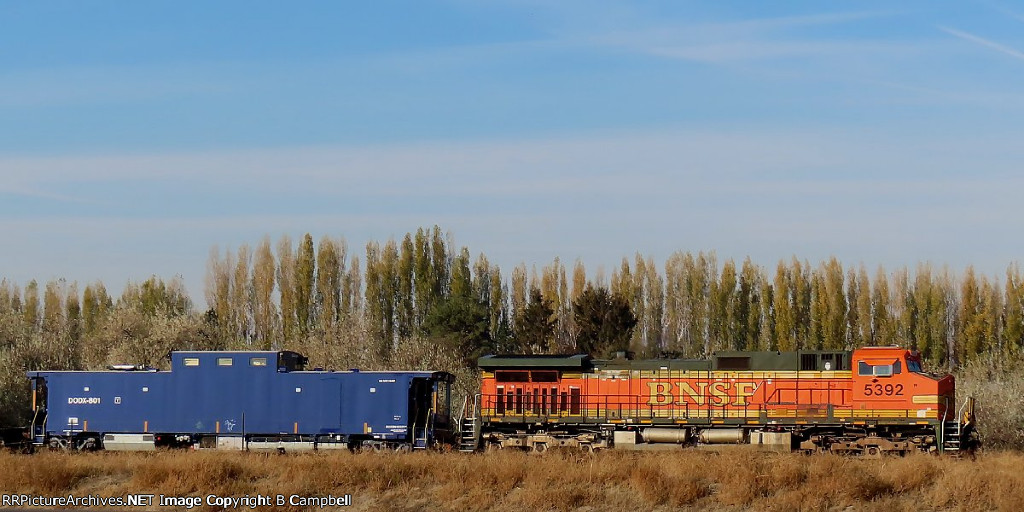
[2,226,1023,425]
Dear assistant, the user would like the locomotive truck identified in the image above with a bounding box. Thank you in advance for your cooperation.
[26,350,455,452]
[459,346,978,455]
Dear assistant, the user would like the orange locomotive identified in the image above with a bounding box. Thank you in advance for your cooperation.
[459,347,978,455]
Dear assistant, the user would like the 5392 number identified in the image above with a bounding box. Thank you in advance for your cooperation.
[863,383,903,396]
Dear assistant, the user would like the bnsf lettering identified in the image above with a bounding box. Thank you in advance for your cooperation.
[68,397,101,405]
[647,381,759,407]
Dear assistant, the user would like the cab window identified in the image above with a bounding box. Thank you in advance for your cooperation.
[907,360,922,372]
[858,361,902,377]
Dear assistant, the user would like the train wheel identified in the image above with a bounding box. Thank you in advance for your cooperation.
[531,442,547,454]
[49,437,70,452]
[580,443,595,455]
[485,442,502,453]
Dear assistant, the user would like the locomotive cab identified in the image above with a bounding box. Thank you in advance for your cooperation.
[851,347,953,421]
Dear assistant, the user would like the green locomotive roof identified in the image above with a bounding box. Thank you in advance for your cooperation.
[479,349,852,372]
[478,354,592,370]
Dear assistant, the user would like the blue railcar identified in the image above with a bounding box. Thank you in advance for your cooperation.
[26,350,454,451]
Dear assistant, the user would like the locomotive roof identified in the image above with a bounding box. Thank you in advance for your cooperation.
[480,349,854,372]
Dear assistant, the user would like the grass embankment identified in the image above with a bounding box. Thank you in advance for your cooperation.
[0,449,1018,512]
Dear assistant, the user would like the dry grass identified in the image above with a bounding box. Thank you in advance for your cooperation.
[0,449,1020,511]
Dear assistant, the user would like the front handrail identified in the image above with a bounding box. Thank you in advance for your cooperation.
[958,396,974,427]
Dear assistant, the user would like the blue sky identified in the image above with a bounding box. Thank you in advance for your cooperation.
[3,1,1024,305]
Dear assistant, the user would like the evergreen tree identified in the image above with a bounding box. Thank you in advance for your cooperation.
[514,288,556,354]
[423,295,491,366]
[572,284,637,358]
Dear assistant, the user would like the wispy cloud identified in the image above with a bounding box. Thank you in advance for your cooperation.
[582,10,899,63]
[939,26,1024,61]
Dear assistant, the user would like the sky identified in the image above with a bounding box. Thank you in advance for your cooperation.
[3,0,1024,306]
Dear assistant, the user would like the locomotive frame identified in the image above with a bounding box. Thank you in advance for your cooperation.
[462,347,978,455]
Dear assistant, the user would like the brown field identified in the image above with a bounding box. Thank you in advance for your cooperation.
[0,448,1018,512]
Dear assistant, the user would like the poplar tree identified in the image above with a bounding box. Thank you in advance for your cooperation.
[822,258,847,350]
[488,265,506,345]
[791,258,812,349]
[316,236,343,333]
[1004,264,1024,353]
[380,240,400,350]
[430,226,449,300]
[232,244,252,343]
[855,265,873,346]
[712,259,737,353]
[364,242,385,351]
[846,269,861,347]
[252,237,277,348]
[295,233,316,334]
[42,280,64,334]
[871,266,893,346]
[510,263,528,330]
[773,261,795,351]
[413,228,433,326]
[758,277,775,351]
[65,282,81,342]
[891,267,912,347]
[809,271,826,349]
[663,253,685,353]
[277,235,297,342]
[0,279,10,316]
[643,257,665,356]
[450,247,472,299]
[81,282,111,335]
[957,266,985,360]
[736,257,760,350]
[204,247,232,338]
[396,235,415,338]
[342,255,361,320]
[913,265,934,357]
[23,280,39,330]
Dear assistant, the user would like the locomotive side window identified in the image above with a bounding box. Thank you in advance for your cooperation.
[495,371,529,382]
[907,360,922,372]
[250,357,267,367]
[531,371,559,382]
[217,357,233,367]
[183,358,200,367]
